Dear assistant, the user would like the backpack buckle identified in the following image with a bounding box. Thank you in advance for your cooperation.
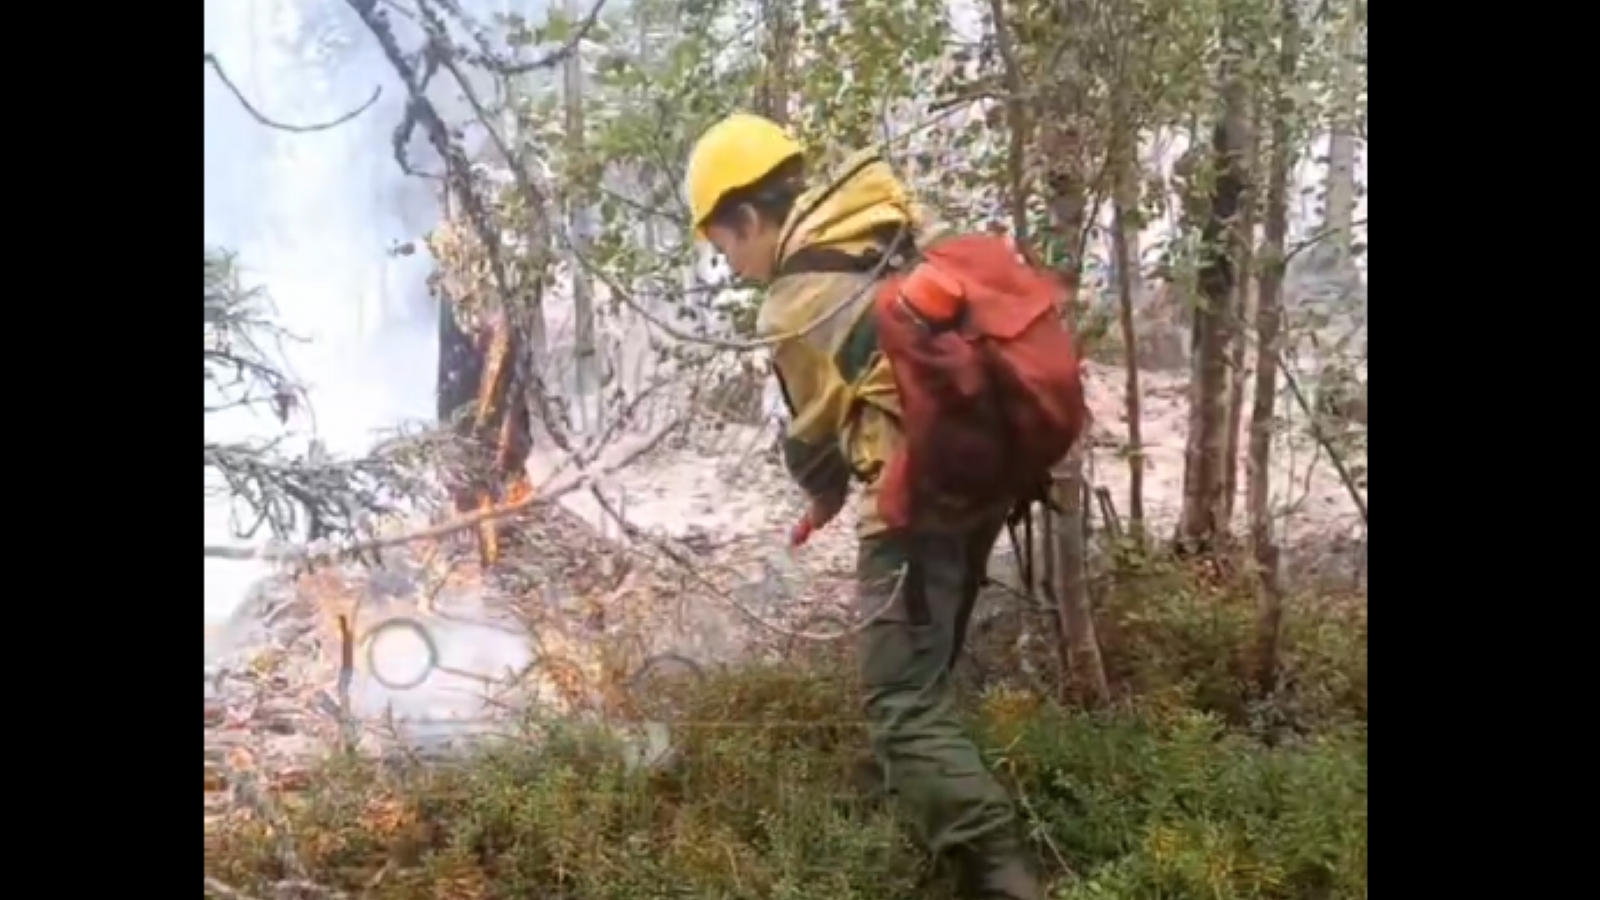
[894,291,964,335]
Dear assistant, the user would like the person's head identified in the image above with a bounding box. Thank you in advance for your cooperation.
[686,113,806,282]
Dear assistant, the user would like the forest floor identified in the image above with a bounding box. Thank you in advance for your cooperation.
[205,548,1367,900]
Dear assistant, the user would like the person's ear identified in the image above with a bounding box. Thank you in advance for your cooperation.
[732,203,763,238]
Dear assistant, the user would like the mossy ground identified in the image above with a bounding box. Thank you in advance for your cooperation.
[206,556,1367,900]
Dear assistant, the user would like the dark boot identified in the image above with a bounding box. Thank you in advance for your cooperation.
[957,841,1044,900]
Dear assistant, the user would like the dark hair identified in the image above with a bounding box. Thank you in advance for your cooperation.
[706,155,805,236]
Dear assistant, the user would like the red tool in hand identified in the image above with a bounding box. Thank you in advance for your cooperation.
[790,492,844,548]
[789,514,816,548]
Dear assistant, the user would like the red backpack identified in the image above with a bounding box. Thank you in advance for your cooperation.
[872,232,1088,529]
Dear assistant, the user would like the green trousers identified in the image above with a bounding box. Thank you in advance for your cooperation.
[856,517,1041,900]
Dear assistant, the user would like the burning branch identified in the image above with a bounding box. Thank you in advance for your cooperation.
[203,416,684,563]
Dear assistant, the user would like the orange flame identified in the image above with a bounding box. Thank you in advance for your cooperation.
[477,493,499,565]
[475,315,512,428]
[473,476,533,567]
[504,475,533,505]
[494,404,522,471]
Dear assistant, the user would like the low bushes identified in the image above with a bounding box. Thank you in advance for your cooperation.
[207,568,1366,900]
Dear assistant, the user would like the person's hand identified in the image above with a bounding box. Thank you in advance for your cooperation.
[791,489,846,547]
[789,517,816,547]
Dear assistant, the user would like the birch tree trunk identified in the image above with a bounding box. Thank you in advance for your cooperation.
[1053,449,1110,706]
[1247,0,1299,691]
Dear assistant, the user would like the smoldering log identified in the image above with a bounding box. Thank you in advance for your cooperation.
[433,283,534,565]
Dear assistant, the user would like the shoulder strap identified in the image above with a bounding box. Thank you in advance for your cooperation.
[777,223,917,278]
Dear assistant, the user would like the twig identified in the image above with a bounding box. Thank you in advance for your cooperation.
[584,485,902,641]
[1283,217,1368,265]
[567,222,885,352]
[204,877,264,900]
[203,488,546,561]
[204,53,380,133]
[1016,780,1078,882]
[1273,349,1368,525]
[204,875,349,900]
[422,0,609,73]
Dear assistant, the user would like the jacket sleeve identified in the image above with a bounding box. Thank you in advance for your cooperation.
[770,336,852,502]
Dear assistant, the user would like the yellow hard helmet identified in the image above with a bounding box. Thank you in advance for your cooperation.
[685,113,803,238]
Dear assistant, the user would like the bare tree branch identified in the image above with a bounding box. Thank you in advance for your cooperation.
[1272,349,1369,526]
[1284,216,1369,264]
[204,53,381,133]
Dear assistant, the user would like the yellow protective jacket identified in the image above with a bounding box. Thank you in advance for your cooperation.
[758,149,950,537]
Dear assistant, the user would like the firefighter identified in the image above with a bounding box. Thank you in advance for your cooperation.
[684,113,1044,900]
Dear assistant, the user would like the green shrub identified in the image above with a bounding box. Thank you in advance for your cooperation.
[1091,552,1368,732]
[209,671,1365,899]
[986,704,1366,899]
[208,558,1366,900]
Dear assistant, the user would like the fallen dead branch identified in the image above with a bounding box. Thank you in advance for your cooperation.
[204,418,682,562]
[204,875,349,900]
[584,484,902,642]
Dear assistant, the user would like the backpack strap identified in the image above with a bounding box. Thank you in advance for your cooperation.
[777,224,915,386]
[776,223,917,278]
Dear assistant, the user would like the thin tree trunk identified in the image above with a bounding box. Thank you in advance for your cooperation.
[563,0,597,435]
[989,0,1108,706]
[1222,131,1260,525]
[1045,145,1109,707]
[1178,21,1251,554]
[1109,58,1145,544]
[1053,448,1111,706]
[435,189,489,522]
[759,0,793,124]
[1247,0,1299,692]
[436,283,483,427]
[1112,202,1144,542]
[1322,0,1360,270]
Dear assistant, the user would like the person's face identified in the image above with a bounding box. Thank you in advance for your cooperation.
[705,207,780,282]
